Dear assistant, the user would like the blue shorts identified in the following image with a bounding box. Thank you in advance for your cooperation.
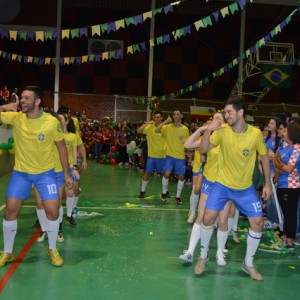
[69,168,79,182]
[201,177,214,196]
[205,182,263,217]
[164,156,186,175]
[145,157,165,174]
[7,169,59,201]
[56,171,65,188]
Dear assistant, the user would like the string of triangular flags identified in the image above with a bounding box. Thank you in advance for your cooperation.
[0,0,248,64]
[0,1,183,41]
[123,7,300,104]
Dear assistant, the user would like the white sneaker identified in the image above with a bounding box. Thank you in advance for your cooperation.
[264,220,273,230]
[293,238,300,246]
[36,231,47,243]
[241,260,263,281]
[179,250,193,263]
[194,256,209,276]
[216,251,226,266]
[187,211,195,224]
[57,232,64,243]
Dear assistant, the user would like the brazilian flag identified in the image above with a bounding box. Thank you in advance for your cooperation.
[260,64,292,88]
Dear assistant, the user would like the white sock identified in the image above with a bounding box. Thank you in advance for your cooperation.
[162,177,169,194]
[36,208,47,232]
[217,229,229,253]
[3,219,17,253]
[245,229,262,267]
[59,206,64,223]
[66,196,75,217]
[189,190,199,213]
[46,217,59,250]
[176,180,185,198]
[200,223,214,259]
[187,223,201,255]
[74,196,80,208]
[141,180,148,192]
[232,209,239,231]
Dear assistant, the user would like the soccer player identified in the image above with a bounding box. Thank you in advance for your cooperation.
[196,96,271,281]
[0,86,72,267]
[155,109,190,204]
[57,105,88,215]
[184,123,207,223]
[58,113,80,227]
[35,111,68,243]
[137,111,166,198]
[180,113,235,266]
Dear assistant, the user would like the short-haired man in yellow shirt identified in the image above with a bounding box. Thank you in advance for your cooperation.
[196,96,271,281]
[137,111,166,198]
[155,109,190,204]
[0,86,72,268]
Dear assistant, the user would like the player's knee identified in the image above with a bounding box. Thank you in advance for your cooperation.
[203,214,215,227]
[45,210,59,221]
[217,220,228,231]
[4,206,19,220]
[249,217,264,231]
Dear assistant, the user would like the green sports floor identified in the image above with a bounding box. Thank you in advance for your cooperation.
[0,162,299,300]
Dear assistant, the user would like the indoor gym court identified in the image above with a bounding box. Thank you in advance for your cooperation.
[0,162,299,300]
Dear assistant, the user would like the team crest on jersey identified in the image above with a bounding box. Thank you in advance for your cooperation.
[57,124,62,132]
[243,149,249,156]
[38,134,45,141]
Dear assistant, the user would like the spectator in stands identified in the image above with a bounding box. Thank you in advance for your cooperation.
[10,88,19,103]
[1,85,10,103]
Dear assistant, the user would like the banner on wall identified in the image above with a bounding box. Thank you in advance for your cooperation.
[190,106,216,120]
[260,64,292,88]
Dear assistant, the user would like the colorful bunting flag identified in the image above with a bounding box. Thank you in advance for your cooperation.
[0,1,182,41]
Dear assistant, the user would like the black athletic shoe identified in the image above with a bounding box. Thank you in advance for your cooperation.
[139,191,146,198]
[161,193,167,203]
[67,216,77,227]
[166,191,171,198]
[175,197,182,205]
[32,219,41,228]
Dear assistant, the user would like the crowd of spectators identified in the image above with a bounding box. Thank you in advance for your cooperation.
[72,110,296,187]
[0,84,19,105]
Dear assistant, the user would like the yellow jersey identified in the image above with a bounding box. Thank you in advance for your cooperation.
[210,124,267,189]
[64,132,78,166]
[72,116,83,146]
[52,145,63,172]
[161,124,189,159]
[143,124,166,158]
[1,111,64,174]
[192,136,203,173]
[203,145,219,182]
